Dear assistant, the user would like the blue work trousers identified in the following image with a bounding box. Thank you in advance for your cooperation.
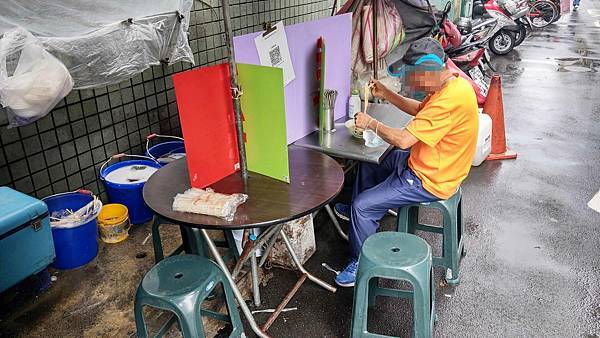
[349,150,439,259]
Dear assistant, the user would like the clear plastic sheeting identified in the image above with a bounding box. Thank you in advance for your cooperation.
[0,0,194,89]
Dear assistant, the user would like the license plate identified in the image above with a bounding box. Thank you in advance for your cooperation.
[469,67,489,96]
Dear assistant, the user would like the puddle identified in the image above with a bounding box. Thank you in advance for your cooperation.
[556,57,600,72]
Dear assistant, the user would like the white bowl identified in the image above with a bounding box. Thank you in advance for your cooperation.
[345,119,363,139]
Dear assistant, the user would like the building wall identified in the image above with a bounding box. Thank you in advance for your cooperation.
[0,0,341,201]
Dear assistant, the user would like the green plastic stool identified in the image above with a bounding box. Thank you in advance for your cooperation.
[351,232,435,338]
[397,187,465,285]
[134,254,244,338]
[151,216,239,263]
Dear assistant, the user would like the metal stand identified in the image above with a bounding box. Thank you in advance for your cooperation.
[201,224,336,337]
[221,0,248,180]
[325,204,349,241]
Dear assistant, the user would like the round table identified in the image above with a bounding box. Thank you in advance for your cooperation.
[143,146,344,337]
[144,146,344,229]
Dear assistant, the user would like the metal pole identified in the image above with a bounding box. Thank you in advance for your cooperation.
[221,0,249,180]
[372,0,378,80]
[280,230,337,293]
[200,229,271,338]
[324,204,349,241]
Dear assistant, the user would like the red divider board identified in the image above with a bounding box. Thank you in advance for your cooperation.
[173,63,240,188]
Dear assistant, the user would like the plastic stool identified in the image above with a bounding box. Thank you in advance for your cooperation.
[351,232,435,338]
[397,187,465,285]
[134,255,244,338]
[151,216,239,263]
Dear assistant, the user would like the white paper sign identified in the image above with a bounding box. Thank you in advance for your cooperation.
[588,189,600,214]
[254,21,295,86]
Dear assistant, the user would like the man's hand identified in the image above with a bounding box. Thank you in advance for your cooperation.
[355,112,376,130]
[368,79,390,100]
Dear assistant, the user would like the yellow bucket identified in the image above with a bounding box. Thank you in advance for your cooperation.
[97,204,131,244]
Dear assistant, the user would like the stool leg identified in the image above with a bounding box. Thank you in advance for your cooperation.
[220,277,244,337]
[223,230,240,262]
[457,199,466,257]
[180,227,208,257]
[152,216,165,263]
[367,277,378,308]
[407,207,419,234]
[442,208,460,285]
[412,280,433,338]
[397,207,409,232]
[134,300,149,338]
[351,275,371,337]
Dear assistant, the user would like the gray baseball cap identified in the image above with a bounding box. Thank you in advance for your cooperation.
[388,37,446,77]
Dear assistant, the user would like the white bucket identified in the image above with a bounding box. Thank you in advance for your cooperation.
[472,113,492,166]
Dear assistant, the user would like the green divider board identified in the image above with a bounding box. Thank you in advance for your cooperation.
[237,63,290,183]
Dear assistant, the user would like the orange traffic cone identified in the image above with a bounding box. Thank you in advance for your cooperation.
[484,75,517,161]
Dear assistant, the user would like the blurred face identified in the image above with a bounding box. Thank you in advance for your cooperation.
[406,69,445,93]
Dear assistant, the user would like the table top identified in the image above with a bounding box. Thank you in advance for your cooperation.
[143,146,344,230]
[293,103,413,163]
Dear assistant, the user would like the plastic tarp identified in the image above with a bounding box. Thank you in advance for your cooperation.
[0,0,194,89]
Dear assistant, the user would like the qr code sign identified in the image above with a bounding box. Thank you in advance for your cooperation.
[269,45,283,66]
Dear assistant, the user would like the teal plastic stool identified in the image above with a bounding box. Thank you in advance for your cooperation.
[134,255,244,338]
[151,216,239,263]
[351,232,435,338]
[397,187,465,285]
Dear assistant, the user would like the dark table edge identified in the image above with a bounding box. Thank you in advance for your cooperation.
[147,181,344,231]
[292,116,392,165]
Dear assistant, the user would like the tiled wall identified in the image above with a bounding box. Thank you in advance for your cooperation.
[0,0,341,201]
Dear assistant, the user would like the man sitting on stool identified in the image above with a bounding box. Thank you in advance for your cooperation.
[334,37,479,287]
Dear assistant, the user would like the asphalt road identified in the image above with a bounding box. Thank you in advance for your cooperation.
[260,3,600,337]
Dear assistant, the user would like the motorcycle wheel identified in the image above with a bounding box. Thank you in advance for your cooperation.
[514,25,527,47]
[489,31,515,55]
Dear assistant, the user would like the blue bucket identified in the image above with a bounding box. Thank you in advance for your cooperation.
[145,134,185,167]
[100,155,161,225]
[43,192,99,270]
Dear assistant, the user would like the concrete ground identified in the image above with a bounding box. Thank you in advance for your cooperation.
[1,3,599,338]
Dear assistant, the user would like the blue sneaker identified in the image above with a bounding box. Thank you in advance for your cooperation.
[335,259,358,287]
[334,203,350,221]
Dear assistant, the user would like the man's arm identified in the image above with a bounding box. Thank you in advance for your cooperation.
[370,80,422,117]
[372,122,419,150]
[357,113,419,149]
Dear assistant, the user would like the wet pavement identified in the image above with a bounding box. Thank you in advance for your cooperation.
[1,3,600,338]
[259,4,600,337]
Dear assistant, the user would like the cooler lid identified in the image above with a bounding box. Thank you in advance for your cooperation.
[0,187,48,236]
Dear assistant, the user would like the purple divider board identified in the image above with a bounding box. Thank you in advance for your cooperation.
[233,14,352,144]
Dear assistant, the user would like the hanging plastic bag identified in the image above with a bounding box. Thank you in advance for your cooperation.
[360,0,405,64]
[0,28,73,127]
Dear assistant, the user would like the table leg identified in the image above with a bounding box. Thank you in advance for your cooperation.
[250,250,261,307]
[261,229,337,331]
[324,204,349,241]
[199,229,271,338]
[279,229,337,293]
[232,225,282,280]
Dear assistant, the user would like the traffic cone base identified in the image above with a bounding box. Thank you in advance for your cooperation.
[483,74,517,162]
[486,149,517,161]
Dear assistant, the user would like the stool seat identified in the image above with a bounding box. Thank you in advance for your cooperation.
[397,187,465,285]
[142,255,219,297]
[352,232,435,338]
[135,254,244,338]
[361,232,430,270]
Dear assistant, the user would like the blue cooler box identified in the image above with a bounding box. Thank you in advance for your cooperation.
[0,187,55,293]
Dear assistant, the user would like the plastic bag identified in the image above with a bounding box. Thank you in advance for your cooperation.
[360,0,405,64]
[172,188,248,222]
[0,28,73,127]
[50,196,103,229]
[0,1,193,90]
[442,19,462,49]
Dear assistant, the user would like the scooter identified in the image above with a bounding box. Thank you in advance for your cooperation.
[473,0,534,54]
